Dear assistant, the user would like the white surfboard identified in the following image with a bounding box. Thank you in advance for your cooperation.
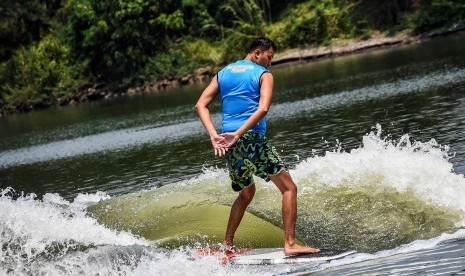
[231,248,357,265]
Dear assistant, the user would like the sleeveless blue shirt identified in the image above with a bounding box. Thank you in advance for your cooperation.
[218,60,269,135]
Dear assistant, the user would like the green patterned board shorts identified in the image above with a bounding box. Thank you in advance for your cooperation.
[224,132,287,192]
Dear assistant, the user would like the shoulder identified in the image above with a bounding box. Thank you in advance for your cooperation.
[260,71,273,86]
[260,71,273,80]
[251,62,268,72]
[218,61,239,74]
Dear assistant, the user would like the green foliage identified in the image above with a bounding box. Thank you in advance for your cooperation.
[1,0,464,112]
[219,0,268,60]
[402,0,465,34]
[290,7,327,46]
[266,0,359,49]
[143,39,223,80]
[0,0,63,61]
[0,63,7,105]
[61,0,187,83]
[348,0,412,29]
[0,35,83,106]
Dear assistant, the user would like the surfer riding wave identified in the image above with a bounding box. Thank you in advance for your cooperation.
[195,37,320,256]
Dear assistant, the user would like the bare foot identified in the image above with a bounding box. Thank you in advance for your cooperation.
[220,242,236,254]
[284,244,320,256]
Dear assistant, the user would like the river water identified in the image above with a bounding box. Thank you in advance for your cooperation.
[1,35,465,275]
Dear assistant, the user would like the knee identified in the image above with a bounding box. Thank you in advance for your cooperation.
[277,184,297,196]
[271,171,298,196]
[286,183,297,196]
[240,185,255,203]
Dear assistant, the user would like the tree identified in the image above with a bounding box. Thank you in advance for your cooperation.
[61,0,186,83]
[0,0,63,61]
[348,0,416,29]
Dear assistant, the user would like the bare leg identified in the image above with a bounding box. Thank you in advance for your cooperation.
[223,184,256,247]
[269,171,320,256]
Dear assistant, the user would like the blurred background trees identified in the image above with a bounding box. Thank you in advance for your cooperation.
[1,0,464,111]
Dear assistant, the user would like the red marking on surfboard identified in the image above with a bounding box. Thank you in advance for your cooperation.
[195,248,253,264]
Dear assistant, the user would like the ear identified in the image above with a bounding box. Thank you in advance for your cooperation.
[254,49,261,59]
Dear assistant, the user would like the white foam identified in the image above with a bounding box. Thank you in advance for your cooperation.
[0,189,149,270]
[316,229,465,271]
[0,188,259,276]
[293,124,465,216]
[26,246,253,276]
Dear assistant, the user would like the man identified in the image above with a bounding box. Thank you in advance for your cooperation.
[195,37,319,256]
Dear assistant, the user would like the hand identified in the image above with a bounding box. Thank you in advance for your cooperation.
[210,134,228,156]
[221,132,240,148]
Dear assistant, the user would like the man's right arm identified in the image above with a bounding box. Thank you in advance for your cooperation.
[195,75,228,156]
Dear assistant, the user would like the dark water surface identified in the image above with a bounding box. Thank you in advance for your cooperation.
[1,35,465,275]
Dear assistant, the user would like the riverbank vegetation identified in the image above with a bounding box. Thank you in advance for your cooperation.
[1,0,464,115]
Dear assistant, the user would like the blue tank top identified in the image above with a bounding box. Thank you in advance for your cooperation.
[218,60,269,135]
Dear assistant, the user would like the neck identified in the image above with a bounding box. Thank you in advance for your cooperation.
[244,53,254,62]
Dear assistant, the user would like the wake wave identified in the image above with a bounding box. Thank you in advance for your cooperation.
[2,124,465,274]
[81,125,465,253]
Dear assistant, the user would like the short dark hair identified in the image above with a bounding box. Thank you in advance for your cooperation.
[248,37,277,53]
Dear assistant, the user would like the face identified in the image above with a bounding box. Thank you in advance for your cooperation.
[254,48,275,68]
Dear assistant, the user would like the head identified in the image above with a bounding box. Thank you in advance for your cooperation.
[247,37,277,68]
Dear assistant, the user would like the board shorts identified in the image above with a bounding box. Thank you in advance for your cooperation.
[224,132,287,192]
